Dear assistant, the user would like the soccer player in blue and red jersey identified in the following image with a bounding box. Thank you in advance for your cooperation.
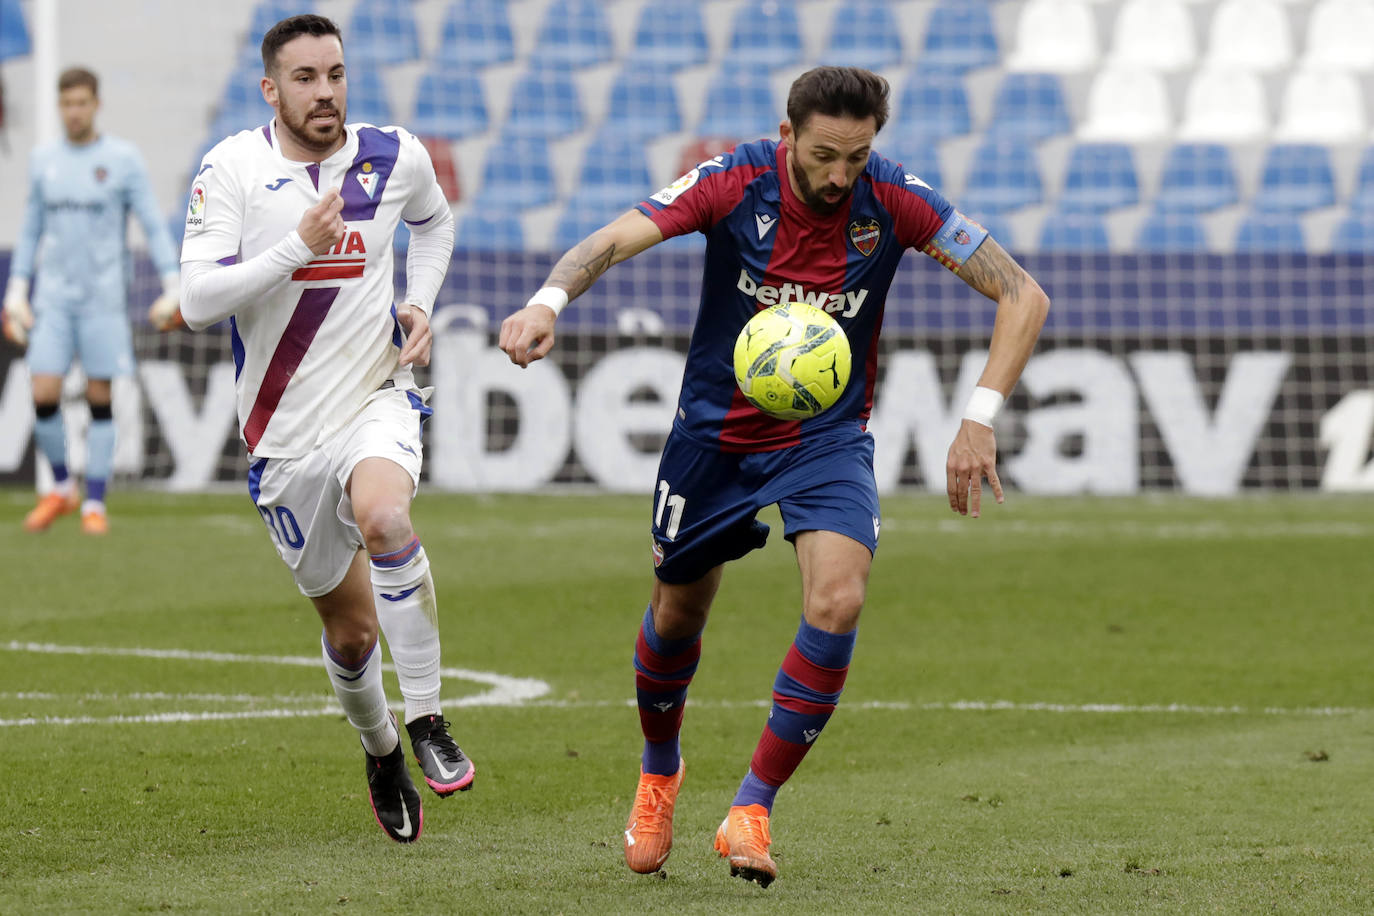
[500,67,1050,886]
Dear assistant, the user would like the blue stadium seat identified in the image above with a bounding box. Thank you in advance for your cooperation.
[1330,210,1374,253]
[347,0,420,66]
[920,0,1000,73]
[822,0,903,69]
[1253,144,1337,214]
[502,64,583,139]
[410,68,488,140]
[250,0,315,47]
[347,68,394,126]
[892,68,971,142]
[1234,211,1306,252]
[627,0,709,71]
[0,0,31,61]
[473,135,557,209]
[877,137,944,193]
[1038,210,1111,252]
[972,212,1015,251]
[1058,143,1140,213]
[1135,210,1209,253]
[984,73,1072,143]
[573,130,655,207]
[604,65,683,142]
[695,63,778,142]
[727,1,805,70]
[552,199,633,251]
[436,0,515,70]
[454,210,526,251]
[535,0,615,69]
[1154,144,1239,213]
[1350,146,1374,211]
[210,59,275,138]
[957,140,1045,214]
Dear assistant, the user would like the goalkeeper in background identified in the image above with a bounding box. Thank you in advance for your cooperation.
[1,66,180,534]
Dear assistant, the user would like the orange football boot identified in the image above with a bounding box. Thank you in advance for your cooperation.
[81,509,109,535]
[23,491,80,532]
[714,804,778,887]
[623,759,684,874]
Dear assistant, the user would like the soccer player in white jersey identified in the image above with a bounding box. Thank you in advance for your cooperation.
[171,14,466,843]
[2,67,180,534]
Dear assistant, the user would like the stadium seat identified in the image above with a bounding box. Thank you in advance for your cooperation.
[1329,210,1374,251]
[435,0,515,70]
[1038,210,1111,252]
[920,0,1000,73]
[249,0,315,47]
[552,199,634,251]
[1303,0,1374,71]
[346,68,394,127]
[1077,67,1172,142]
[346,0,421,66]
[878,137,944,193]
[603,64,683,142]
[472,135,557,209]
[695,63,779,143]
[210,59,275,138]
[1273,68,1366,143]
[892,68,971,142]
[454,210,525,251]
[0,0,30,61]
[410,68,488,140]
[1134,210,1209,253]
[969,212,1014,251]
[534,0,615,69]
[1058,143,1140,213]
[1154,144,1240,213]
[627,0,710,71]
[983,73,1072,143]
[958,140,1045,214]
[1176,68,1269,142]
[1234,211,1306,252]
[572,130,655,207]
[420,137,462,203]
[502,64,583,139]
[821,0,903,69]
[1253,145,1338,213]
[1005,0,1100,73]
[727,1,805,70]
[1351,147,1374,210]
[1203,0,1294,72]
[1106,0,1197,72]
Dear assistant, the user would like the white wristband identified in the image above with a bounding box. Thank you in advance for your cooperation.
[4,276,29,305]
[526,286,569,316]
[963,386,1005,428]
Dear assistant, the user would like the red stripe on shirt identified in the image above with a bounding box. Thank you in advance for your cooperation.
[242,286,340,451]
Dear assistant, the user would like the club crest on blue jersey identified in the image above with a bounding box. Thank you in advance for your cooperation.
[94,166,108,183]
[848,218,880,257]
[651,539,665,567]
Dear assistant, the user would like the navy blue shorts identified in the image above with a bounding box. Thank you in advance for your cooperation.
[649,422,881,584]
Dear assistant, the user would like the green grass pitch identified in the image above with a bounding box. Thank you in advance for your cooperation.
[2,487,1373,913]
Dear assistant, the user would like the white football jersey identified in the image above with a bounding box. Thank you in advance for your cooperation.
[181,120,448,458]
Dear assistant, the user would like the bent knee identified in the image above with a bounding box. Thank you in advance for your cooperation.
[354,501,414,553]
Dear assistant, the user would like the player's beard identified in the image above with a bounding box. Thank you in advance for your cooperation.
[279,97,346,155]
[790,158,851,216]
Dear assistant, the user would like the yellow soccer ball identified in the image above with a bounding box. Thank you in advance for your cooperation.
[733,302,852,420]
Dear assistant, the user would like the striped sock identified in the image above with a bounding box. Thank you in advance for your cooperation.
[733,617,856,812]
[634,604,701,776]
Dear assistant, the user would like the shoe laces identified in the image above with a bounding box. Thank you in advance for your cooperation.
[421,719,464,762]
[733,808,771,850]
[634,778,675,829]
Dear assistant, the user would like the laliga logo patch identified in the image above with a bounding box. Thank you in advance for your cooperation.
[848,218,880,257]
[356,161,378,199]
[651,167,700,206]
[185,181,207,229]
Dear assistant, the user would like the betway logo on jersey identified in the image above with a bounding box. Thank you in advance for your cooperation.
[291,230,367,281]
[735,269,869,318]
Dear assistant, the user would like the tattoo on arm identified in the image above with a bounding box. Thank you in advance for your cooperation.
[959,237,1026,303]
[547,239,617,300]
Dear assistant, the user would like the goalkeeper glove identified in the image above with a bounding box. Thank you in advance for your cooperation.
[2,277,33,348]
[148,272,184,331]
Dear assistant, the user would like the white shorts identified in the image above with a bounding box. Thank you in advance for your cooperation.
[246,386,431,597]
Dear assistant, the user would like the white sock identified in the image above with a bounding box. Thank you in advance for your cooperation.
[370,537,442,723]
[320,634,398,757]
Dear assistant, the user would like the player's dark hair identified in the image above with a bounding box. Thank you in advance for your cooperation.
[57,67,98,96]
[786,66,889,135]
[261,14,343,75]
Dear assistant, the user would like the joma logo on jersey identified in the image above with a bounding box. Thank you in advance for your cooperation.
[735,269,869,318]
[292,230,367,281]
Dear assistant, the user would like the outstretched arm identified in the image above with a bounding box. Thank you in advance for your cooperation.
[498,208,663,367]
[945,236,1050,517]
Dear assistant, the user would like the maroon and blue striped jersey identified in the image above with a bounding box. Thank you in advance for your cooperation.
[637,138,988,453]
